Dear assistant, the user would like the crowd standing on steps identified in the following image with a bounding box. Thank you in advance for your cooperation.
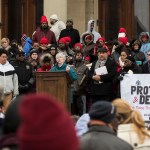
[0,14,150,150]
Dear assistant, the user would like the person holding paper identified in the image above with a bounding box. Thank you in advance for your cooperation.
[88,48,117,103]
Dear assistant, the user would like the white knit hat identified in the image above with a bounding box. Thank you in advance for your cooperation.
[50,14,58,20]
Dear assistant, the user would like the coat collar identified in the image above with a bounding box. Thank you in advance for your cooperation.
[87,125,116,135]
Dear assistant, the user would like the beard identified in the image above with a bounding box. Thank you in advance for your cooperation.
[76,58,82,62]
[41,25,48,30]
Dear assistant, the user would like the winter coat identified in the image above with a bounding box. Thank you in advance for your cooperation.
[131,50,145,65]
[50,20,66,41]
[118,124,150,150]
[11,60,35,94]
[75,113,90,136]
[142,62,150,73]
[32,27,56,44]
[80,125,133,150]
[50,63,77,81]
[73,63,89,94]
[139,32,150,63]
[0,61,18,96]
[88,57,117,96]
[11,60,34,86]
[59,27,80,48]
[23,37,32,58]
[81,19,101,43]
[82,33,97,62]
[113,63,142,98]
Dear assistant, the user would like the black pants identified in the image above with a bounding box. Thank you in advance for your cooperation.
[72,95,85,116]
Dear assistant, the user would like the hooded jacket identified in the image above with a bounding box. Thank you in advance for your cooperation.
[23,37,32,58]
[139,32,150,63]
[50,15,66,41]
[81,20,101,43]
[0,61,18,96]
[37,53,53,72]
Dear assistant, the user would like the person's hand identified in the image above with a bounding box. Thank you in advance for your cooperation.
[24,83,31,90]
[92,75,100,81]
[66,66,70,72]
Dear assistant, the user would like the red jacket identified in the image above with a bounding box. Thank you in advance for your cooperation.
[32,28,56,44]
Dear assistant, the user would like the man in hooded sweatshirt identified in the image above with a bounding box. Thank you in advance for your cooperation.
[81,20,101,43]
[50,14,66,41]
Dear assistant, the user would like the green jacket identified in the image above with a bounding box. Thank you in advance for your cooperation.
[50,63,77,81]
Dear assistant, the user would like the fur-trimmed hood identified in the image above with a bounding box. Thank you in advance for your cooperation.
[139,32,150,43]
[39,53,54,66]
[81,33,94,45]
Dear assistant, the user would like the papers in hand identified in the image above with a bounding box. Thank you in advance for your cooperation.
[95,66,108,83]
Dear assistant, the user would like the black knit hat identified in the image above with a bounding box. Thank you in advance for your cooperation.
[30,49,38,55]
[49,44,57,51]
[89,101,116,123]
[97,48,107,53]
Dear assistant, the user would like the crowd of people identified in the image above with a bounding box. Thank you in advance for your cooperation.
[0,14,150,149]
[0,15,150,114]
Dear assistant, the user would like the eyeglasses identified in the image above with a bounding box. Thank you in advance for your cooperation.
[147,54,150,56]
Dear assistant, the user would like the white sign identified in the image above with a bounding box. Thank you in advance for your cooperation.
[120,74,150,121]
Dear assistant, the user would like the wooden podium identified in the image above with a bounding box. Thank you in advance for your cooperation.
[36,71,72,111]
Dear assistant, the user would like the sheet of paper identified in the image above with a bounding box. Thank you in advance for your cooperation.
[95,66,108,84]
[95,66,108,75]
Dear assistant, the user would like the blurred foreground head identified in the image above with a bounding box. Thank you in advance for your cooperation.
[18,93,79,150]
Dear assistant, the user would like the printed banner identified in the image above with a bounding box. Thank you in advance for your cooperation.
[120,74,150,122]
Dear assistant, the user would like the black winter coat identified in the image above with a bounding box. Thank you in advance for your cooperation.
[11,60,35,85]
[80,125,133,150]
[142,62,150,73]
[59,28,80,48]
[88,57,117,96]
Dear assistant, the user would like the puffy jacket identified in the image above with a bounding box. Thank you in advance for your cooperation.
[80,125,133,150]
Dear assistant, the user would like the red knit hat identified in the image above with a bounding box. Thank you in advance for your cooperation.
[118,27,126,38]
[74,43,82,50]
[96,37,105,43]
[85,35,92,41]
[64,36,71,43]
[141,35,149,39]
[119,27,126,33]
[85,56,91,61]
[18,94,79,150]
[118,37,128,45]
[40,15,48,23]
[40,37,48,44]
[59,38,67,44]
